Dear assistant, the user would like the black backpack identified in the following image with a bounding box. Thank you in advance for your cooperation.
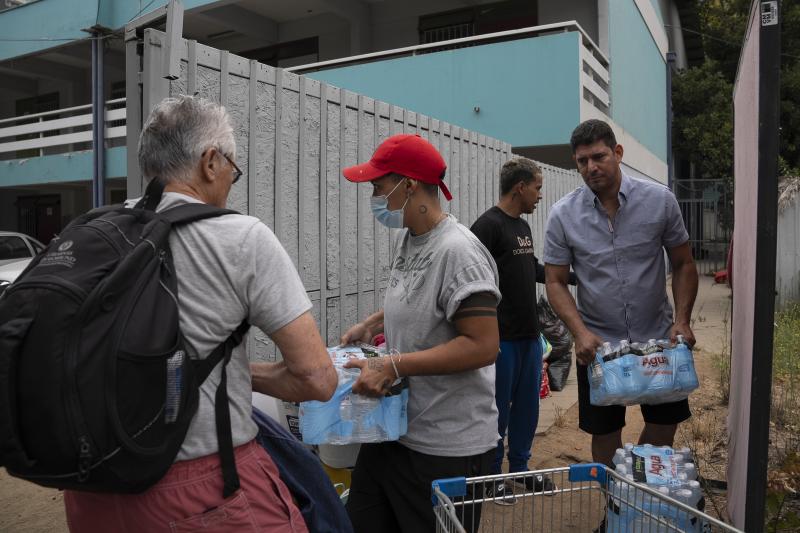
[0,179,249,497]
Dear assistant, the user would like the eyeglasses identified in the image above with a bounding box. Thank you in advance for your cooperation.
[221,153,243,184]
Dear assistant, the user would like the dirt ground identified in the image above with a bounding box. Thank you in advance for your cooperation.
[0,277,733,532]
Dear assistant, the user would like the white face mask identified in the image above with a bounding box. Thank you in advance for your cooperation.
[370,180,408,228]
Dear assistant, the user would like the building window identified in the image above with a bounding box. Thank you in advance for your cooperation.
[419,2,538,46]
[419,8,475,45]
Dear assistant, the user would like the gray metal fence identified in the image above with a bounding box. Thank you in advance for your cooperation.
[127,28,583,361]
[675,179,731,276]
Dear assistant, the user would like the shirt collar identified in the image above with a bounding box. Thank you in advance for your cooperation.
[582,172,632,208]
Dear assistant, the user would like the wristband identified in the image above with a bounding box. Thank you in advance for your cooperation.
[389,354,400,380]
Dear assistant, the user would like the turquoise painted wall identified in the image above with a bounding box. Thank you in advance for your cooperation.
[608,0,667,162]
[306,32,581,148]
[0,0,98,61]
[0,146,126,187]
[0,0,216,62]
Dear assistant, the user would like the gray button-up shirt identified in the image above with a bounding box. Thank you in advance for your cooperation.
[544,174,689,343]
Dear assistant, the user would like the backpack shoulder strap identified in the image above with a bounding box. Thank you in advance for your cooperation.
[134,178,165,211]
[158,203,239,226]
[193,320,250,498]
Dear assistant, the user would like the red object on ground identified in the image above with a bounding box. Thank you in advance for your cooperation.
[714,270,728,284]
[540,362,551,399]
[726,237,734,288]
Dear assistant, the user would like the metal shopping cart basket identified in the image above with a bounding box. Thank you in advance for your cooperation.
[431,464,743,533]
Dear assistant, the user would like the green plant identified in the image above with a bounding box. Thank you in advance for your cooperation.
[771,303,800,446]
[765,304,800,530]
[713,314,731,405]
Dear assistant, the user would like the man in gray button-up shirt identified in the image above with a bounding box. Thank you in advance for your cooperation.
[544,120,698,468]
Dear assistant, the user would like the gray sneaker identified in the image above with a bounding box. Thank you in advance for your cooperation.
[485,480,518,506]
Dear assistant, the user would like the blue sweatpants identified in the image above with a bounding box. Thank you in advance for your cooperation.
[492,338,544,474]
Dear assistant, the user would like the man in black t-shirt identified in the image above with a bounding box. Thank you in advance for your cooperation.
[471,158,564,500]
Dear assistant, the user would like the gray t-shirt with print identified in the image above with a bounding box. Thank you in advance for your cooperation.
[384,215,501,457]
[130,192,312,461]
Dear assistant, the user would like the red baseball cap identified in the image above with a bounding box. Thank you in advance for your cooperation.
[343,134,452,201]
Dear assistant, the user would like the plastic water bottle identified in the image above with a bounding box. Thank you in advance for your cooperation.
[339,394,354,420]
[686,480,702,506]
[677,447,693,465]
[165,349,185,424]
[624,442,635,454]
[683,463,698,481]
[589,359,604,388]
[615,464,628,476]
[613,448,627,466]
[624,457,633,471]
[673,488,693,505]
[349,394,381,441]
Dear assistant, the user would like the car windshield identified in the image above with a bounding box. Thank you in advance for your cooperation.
[0,236,31,260]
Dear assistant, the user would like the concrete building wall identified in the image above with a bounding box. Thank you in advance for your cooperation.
[306,32,582,149]
[608,0,667,163]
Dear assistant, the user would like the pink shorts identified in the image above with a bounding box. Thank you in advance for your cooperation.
[64,440,309,533]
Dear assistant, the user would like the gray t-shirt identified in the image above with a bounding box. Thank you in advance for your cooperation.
[134,193,312,460]
[384,215,501,457]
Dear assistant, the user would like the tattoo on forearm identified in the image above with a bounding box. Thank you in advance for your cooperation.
[367,358,385,372]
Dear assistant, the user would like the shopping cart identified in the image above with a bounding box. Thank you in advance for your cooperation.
[431,464,743,533]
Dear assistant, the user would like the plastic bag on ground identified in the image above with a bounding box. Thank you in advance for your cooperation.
[538,296,574,391]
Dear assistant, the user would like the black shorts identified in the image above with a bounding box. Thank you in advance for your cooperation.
[577,363,692,436]
[346,441,493,533]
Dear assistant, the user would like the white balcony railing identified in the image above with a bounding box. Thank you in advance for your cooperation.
[286,21,611,114]
[0,98,126,159]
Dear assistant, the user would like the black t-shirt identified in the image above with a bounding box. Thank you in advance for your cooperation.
[470,206,544,340]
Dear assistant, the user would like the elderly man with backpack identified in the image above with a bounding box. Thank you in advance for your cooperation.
[0,95,338,532]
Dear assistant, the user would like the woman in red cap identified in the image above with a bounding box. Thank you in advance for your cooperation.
[340,134,501,533]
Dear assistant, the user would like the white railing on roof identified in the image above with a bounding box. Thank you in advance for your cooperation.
[286,20,611,114]
[0,98,126,158]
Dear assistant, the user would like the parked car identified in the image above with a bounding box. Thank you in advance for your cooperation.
[0,231,45,267]
[0,258,31,295]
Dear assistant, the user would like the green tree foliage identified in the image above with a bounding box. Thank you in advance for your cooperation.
[673,0,800,178]
[672,60,733,182]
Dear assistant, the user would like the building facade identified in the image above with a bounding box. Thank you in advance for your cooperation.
[0,0,690,242]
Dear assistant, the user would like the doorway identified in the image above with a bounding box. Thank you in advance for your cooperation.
[17,194,61,244]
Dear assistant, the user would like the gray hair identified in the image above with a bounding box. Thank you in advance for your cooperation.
[137,95,235,183]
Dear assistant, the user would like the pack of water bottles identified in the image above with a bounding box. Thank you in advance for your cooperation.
[298,344,409,445]
[588,336,699,406]
[608,444,706,532]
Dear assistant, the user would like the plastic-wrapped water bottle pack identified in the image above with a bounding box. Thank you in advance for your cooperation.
[298,344,408,445]
[588,336,699,406]
[607,444,707,532]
